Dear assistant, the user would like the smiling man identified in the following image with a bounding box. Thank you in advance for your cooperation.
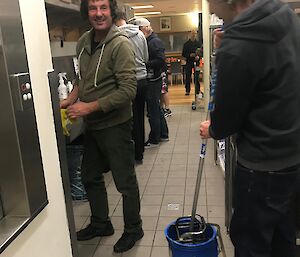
[200,0,300,256]
[60,0,143,253]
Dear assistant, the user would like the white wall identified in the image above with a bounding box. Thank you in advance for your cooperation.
[1,1,73,257]
[147,14,198,33]
[50,41,77,57]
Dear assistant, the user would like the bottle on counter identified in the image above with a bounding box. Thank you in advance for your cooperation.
[67,81,73,94]
[58,72,68,100]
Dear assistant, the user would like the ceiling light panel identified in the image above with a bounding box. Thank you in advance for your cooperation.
[131,5,154,9]
[135,11,161,15]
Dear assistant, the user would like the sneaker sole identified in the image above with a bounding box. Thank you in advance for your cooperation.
[77,230,114,241]
[144,144,159,149]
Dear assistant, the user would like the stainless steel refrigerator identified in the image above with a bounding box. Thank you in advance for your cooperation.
[0,0,48,253]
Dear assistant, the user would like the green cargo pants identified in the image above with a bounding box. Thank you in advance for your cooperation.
[81,119,142,233]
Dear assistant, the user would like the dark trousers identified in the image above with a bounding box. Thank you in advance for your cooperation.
[132,79,147,161]
[185,62,200,94]
[230,163,300,257]
[81,120,142,233]
[146,78,168,144]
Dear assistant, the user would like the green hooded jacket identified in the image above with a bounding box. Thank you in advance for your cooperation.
[76,24,137,130]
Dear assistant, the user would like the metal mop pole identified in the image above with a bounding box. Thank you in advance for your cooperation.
[189,57,218,232]
[189,112,209,232]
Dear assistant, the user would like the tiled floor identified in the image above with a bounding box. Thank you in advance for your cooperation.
[73,105,234,257]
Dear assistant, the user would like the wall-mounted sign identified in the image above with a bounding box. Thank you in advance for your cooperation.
[160,17,171,31]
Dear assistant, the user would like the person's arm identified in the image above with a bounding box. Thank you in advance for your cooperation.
[60,85,79,108]
[67,99,99,119]
[147,39,165,70]
[64,84,101,119]
[208,52,255,140]
[213,28,224,49]
[182,42,188,59]
[141,32,149,64]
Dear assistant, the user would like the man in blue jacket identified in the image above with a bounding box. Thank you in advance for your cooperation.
[200,0,300,256]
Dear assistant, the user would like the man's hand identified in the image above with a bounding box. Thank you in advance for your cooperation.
[67,101,99,119]
[60,98,72,109]
[200,120,211,139]
[213,28,224,49]
[60,85,79,109]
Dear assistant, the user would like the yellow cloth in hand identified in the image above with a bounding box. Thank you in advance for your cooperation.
[60,109,74,136]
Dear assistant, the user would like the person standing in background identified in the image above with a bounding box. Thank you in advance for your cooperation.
[200,0,300,256]
[115,10,149,165]
[182,30,202,96]
[130,17,169,148]
[60,0,143,253]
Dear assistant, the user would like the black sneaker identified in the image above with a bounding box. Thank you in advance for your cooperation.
[113,229,144,253]
[185,92,190,96]
[77,222,114,241]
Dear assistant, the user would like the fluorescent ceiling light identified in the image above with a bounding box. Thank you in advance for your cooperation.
[131,5,154,9]
[135,11,161,15]
[190,12,199,27]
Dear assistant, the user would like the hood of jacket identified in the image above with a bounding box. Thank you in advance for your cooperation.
[78,25,125,55]
[225,0,294,43]
[118,24,148,80]
[118,24,139,39]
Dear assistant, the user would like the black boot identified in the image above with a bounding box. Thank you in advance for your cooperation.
[113,229,144,253]
[77,221,114,241]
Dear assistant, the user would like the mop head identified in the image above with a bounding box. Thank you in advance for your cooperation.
[174,215,208,244]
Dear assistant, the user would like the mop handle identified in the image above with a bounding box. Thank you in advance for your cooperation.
[189,51,219,232]
[189,113,210,231]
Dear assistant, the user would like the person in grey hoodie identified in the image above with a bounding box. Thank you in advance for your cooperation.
[115,10,149,164]
[200,0,300,256]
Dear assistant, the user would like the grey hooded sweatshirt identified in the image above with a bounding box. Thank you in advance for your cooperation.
[118,24,148,81]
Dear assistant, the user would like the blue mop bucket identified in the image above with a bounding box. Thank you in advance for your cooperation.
[165,218,218,257]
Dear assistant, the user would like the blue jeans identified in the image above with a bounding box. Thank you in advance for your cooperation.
[230,163,300,257]
[146,78,164,144]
